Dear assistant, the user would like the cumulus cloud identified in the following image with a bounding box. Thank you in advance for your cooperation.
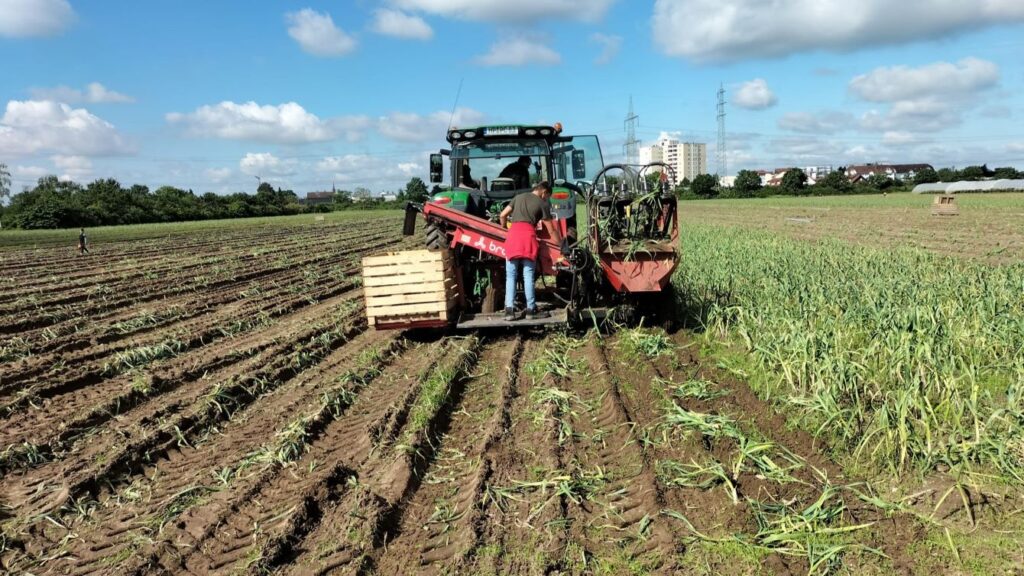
[777,111,853,134]
[733,79,777,110]
[389,0,615,23]
[239,153,297,177]
[0,100,133,157]
[377,107,485,142]
[847,59,1000,134]
[372,9,433,40]
[590,33,622,65]
[849,58,999,102]
[1007,142,1024,155]
[475,36,561,67]
[166,101,371,144]
[30,82,134,104]
[0,0,74,38]
[286,9,356,57]
[651,0,1024,62]
[315,153,432,190]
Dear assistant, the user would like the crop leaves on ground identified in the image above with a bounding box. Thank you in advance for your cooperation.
[618,327,674,359]
[674,223,1024,487]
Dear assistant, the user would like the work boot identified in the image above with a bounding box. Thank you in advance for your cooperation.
[503,307,518,322]
[525,308,550,320]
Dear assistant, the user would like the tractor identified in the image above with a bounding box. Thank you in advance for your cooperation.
[392,123,679,330]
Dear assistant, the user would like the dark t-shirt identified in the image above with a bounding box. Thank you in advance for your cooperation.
[507,192,551,226]
[499,162,530,189]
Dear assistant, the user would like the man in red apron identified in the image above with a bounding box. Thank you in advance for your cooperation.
[498,181,563,321]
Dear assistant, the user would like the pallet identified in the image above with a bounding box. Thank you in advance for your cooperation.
[362,250,456,329]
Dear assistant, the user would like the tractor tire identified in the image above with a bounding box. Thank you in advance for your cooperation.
[424,223,446,251]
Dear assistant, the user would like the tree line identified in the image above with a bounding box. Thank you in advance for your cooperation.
[676,164,1022,200]
[0,167,431,229]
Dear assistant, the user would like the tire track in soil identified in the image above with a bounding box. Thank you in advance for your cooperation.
[362,335,524,575]
[33,329,404,576]
[0,293,367,523]
[0,289,366,477]
[129,337,468,575]
[0,228,398,336]
[451,335,570,575]
[0,276,361,417]
[552,336,682,573]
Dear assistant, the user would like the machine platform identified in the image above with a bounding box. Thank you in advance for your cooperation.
[456,307,568,329]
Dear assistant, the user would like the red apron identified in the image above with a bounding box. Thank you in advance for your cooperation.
[505,221,539,260]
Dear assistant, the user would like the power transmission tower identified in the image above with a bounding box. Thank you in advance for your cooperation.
[716,84,727,177]
[624,96,639,167]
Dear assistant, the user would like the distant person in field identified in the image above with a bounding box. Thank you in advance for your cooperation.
[498,180,562,321]
[499,155,532,190]
[78,228,90,255]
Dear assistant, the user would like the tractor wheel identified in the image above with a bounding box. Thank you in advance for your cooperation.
[424,223,446,251]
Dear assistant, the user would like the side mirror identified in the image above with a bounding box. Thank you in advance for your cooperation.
[429,154,444,183]
[571,150,586,180]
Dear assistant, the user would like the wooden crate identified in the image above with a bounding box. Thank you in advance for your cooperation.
[932,194,959,216]
[362,250,456,329]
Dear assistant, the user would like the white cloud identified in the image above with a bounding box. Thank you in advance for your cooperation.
[239,153,297,177]
[0,100,133,157]
[377,107,485,142]
[285,9,356,57]
[590,33,622,65]
[315,153,430,190]
[652,0,1024,62]
[475,37,561,67]
[733,79,777,110]
[53,154,92,181]
[30,82,134,104]
[13,164,49,182]
[1006,142,1024,155]
[849,58,999,102]
[0,0,74,38]
[372,9,433,40]
[777,111,853,134]
[390,0,615,23]
[166,101,370,144]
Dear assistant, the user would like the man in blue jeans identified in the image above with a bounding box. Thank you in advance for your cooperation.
[498,181,563,321]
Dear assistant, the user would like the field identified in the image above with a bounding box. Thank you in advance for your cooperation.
[0,200,1020,575]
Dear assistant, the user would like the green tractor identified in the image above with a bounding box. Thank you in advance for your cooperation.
[423,124,604,248]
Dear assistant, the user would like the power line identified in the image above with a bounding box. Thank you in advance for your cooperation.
[717,84,727,177]
[623,96,640,164]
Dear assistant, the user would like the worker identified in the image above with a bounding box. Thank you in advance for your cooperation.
[78,228,90,255]
[460,164,479,189]
[498,180,562,321]
[498,155,532,189]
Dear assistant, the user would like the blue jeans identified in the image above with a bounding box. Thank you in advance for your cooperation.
[505,258,536,311]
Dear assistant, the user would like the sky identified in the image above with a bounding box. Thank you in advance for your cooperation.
[1,0,1023,196]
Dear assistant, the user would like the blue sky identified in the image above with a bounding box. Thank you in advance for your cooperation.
[1,0,1023,195]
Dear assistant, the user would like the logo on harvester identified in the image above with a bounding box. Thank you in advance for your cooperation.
[474,236,486,249]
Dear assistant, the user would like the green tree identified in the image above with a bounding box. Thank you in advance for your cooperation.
[404,177,429,203]
[733,170,762,198]
[993,166,1021,179]
[817,170,853,193]
[937,167,959,182]
[690,174,718,199]
[780,168,808,195]
[913,167,940,184]
[960,165,987,181]
[866,173,894,190]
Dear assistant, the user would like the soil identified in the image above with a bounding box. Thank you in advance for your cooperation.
[0,214,932,575]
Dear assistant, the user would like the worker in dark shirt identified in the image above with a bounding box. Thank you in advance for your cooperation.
[498,155,532,189]
[498,181,562,321]
[78,228,90,255]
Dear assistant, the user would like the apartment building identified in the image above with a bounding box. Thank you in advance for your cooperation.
[639,137,708,186]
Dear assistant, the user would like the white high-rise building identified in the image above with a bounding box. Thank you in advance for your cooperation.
[638,137,707,186]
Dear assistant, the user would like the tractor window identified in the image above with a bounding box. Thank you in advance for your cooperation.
[552,135,604,184]
[452,140,551,190]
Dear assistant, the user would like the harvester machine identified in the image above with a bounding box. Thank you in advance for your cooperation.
[368,123,679,330]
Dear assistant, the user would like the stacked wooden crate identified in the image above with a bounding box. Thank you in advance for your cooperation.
[361,250,456,329]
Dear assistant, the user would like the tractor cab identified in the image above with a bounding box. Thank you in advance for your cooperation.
[427,124,604,229]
